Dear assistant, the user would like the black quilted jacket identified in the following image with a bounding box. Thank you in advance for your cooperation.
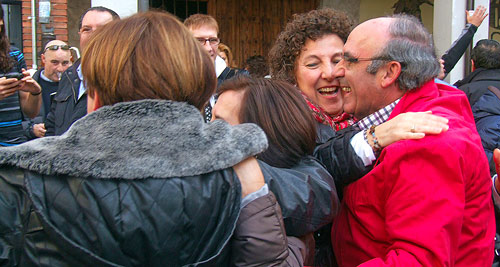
[0,167,242,266]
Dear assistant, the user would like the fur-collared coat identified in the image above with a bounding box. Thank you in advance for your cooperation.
[0,100,273,266]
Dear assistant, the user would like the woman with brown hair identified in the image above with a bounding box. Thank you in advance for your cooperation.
[217,42,234,68]
[213,75,445,265]
[215,76,317,168]
[0,11,302,266]
[214,75,336,239]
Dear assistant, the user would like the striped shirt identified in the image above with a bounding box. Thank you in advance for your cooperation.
[0,47,28,146]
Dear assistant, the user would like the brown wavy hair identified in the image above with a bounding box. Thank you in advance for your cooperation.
[269,8,353,84]
[0,5,12,72]
[218,76,316,168]
[82,11,216,110]
[218,43,234,68]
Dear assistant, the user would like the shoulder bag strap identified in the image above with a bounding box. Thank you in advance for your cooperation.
[488,86,500,100]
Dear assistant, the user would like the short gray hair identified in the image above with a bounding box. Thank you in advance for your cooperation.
[366,14,440,91]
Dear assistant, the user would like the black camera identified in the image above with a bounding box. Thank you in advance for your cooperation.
[0,72,24,80]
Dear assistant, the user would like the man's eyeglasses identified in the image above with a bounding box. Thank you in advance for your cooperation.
[196,37,220,46]
[44,45,71,53]
[341,53,391,64]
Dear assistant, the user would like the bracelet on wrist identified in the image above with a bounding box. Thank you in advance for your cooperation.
[30,90,41,96]
[368,125,382,152]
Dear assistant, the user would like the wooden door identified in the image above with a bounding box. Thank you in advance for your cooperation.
[210,0,319,68]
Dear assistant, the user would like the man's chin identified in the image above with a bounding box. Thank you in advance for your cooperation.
[342,106,355,117]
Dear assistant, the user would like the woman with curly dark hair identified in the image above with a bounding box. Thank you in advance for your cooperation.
[269,8,354,134]
[269,8,445,142]
[269,8,448,167]
[0,3,41,146]
[269,8,450,266]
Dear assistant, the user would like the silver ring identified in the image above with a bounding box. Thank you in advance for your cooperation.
[411,124,416,133]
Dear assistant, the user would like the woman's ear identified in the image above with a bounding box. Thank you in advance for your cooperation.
[87,90,102,113]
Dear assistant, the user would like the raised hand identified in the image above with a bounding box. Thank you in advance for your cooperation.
[467,5,488,27]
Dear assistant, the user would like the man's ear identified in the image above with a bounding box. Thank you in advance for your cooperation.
[41,54,46,66]
[471,59,476,72]
[87,90,102,113]
[380,61,402,88]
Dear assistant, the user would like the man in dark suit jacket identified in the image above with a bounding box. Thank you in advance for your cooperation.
[45,7,119,136]
[455,39,500,107]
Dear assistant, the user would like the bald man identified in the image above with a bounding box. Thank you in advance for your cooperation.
[328,14,494,266]
[24,40,72,139]
[41,40,72,82]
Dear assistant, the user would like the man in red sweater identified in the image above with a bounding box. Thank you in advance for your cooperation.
[332,14,495,266]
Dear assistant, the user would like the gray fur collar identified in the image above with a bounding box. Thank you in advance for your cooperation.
[0,100,268,179]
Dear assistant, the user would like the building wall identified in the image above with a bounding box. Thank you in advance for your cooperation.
[67,0,90,51]
[21,0,69,68]
[92,0,137,18]
[20,0,141,69]
[359,0,434,33]
[320,0,360,23]
[491,1,500,43]
[68,0,137,56]
[212,0,318,67]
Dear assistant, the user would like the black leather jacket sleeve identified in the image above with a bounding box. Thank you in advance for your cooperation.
[314,127,372,199]
[258,156,338,237]
[441,23,477,77]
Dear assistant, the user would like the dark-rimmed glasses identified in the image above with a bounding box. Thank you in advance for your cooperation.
[44,45,70,53]
[196,37,220,46]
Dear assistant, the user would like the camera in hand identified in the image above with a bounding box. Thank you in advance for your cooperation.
[0,72,24,80]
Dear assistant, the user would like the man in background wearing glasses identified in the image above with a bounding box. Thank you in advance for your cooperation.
[45,7,119,136]
[184,14,247,122]
[23,40,72,139]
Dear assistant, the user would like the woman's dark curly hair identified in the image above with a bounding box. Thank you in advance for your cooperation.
[269,8,353,84]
